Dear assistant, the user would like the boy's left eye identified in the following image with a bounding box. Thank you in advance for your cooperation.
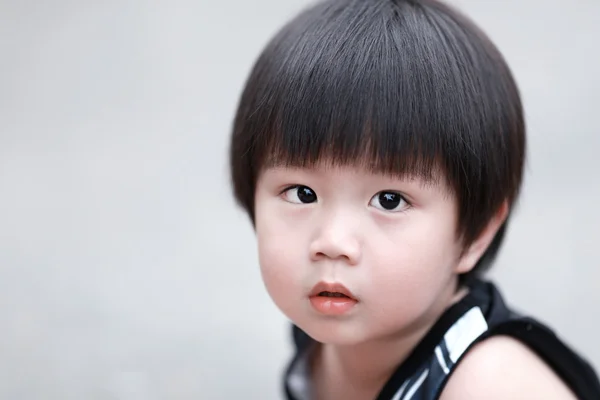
[369,191,409,212]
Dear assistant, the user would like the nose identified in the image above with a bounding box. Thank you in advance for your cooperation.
[309,211,362,265]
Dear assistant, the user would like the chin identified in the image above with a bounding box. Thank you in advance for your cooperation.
[296,319,370,346]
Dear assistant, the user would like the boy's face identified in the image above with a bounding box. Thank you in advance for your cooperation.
[254,162,467,345]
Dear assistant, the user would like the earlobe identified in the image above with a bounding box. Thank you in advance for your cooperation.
[455,200,510,274]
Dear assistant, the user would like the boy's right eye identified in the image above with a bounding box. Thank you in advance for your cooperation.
[281,185,318,204]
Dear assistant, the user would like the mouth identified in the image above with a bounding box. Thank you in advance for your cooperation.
[309,282,358,315]
[317,291,352,298]
[309,282,357,301]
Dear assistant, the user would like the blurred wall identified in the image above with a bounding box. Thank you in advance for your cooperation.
[0,0,598,398]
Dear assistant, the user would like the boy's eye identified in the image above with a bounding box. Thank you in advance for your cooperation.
[369,191,409,212]
[282,185,318,204]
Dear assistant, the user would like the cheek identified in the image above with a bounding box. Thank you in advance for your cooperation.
[255,202,307,314]
[363,214,460,323]
[257,231,300,284]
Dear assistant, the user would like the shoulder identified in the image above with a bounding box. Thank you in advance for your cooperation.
[439,335,577,400]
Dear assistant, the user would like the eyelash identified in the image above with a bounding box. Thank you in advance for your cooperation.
[278,185,412,213]
[370,190,412,213]
[279,185,302,196]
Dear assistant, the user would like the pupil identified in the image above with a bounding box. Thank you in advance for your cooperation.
[379,192,400,210]
[297,186,317,203]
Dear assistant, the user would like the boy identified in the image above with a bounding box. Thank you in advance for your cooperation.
[228,0,600,398]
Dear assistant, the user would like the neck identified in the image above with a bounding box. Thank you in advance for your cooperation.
[311,282,467,399]
[316,327,426,397]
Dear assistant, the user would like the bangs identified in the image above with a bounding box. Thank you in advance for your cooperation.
[235,0,504,189]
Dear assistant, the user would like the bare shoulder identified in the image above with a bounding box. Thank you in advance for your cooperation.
[439,335,577,400]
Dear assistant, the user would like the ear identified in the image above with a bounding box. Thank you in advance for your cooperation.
[455,200,510,274]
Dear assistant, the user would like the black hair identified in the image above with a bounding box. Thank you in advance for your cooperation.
[229,0,526,283]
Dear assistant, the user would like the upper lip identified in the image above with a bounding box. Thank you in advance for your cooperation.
[309,281,357,300]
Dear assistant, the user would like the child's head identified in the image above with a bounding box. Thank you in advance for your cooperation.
[229,0,525,344]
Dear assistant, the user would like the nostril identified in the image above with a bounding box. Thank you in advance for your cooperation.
[312,251,354,263]
[309,237,361,264]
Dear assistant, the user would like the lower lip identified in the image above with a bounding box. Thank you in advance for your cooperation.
[309,296,358,315]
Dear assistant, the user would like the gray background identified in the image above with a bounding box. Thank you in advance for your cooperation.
[1,0,598,399]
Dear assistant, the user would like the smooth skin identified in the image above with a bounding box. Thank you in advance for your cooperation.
[254,162,575,400]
